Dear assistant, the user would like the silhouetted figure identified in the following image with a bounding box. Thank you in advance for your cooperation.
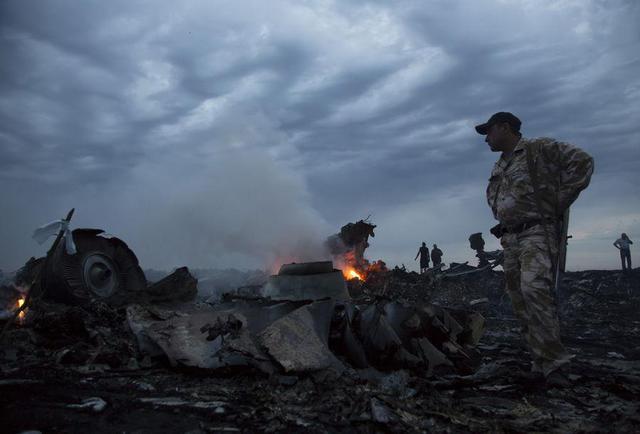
[431,244,443,267]
[415,242,430,274]
[469,233,489,267]
[614,233,633,272]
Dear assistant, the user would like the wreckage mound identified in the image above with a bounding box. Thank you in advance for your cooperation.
[1,260,488,377]
[350,266,507,315]
[4,299,138,370]
[2,268,640,432]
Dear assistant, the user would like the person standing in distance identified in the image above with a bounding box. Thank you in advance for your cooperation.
[477,112,594,386]
[613,233,633,272]
[431,244,443,267]
[415,242,430,274]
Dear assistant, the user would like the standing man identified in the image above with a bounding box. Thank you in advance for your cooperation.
[431,244,443,267]
[415,242,430,274]
[613,233,633,272]
[477,112,594,386]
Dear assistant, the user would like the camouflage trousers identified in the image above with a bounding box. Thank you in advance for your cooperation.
[501,224,572,376]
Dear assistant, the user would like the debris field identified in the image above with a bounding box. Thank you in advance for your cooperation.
[2,259,639,433]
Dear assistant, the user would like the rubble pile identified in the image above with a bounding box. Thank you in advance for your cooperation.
[326,219,377,274]
[3,299,139,371]
[2,265,640,432]
[349,266,505,313]
[122,261,484,376]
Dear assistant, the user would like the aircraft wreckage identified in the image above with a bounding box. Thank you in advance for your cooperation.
[1,211,484,377]
[125,260,484,376]
[2,212,640,433]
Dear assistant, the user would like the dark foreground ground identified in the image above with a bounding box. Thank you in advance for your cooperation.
[1,268,639,433]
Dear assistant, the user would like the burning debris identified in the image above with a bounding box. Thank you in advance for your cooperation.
[3,263,639,432]
[1,213,640,432]
[123,260,484,377]
[0,285,26,322]
[1,212,482,382]
[326,218,377,277]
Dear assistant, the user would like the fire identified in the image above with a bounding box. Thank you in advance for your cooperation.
[17,296,26,322]
[348,269,362,280]
[343,267,363,281]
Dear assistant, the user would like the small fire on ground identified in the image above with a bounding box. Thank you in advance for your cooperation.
[343,267,363,281]
[17,296,26,322]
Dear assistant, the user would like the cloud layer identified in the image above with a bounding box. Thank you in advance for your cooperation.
[1,0,639,271]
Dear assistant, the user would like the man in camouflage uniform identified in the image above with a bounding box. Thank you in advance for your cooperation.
[476,112,594,385]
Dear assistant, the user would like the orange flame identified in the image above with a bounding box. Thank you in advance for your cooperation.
[342,267,363,280]
[17,297,26,322]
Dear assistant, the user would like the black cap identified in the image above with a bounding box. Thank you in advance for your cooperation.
[475,112,521,135]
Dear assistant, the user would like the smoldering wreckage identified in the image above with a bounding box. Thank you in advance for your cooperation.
[1,211,639,433]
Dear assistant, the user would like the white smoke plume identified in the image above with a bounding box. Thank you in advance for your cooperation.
[0,147,333,273]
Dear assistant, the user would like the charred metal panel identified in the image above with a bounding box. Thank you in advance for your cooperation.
[262,270,349,301]
[146,267,197,302]
[262,261,349,301]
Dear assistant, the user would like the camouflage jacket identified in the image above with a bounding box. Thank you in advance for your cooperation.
[486,137,594,226]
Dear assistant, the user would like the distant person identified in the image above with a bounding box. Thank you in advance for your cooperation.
[613,233,633,272]
[431,244,443,267]
[477,111,593,387]
[414,242,430,274]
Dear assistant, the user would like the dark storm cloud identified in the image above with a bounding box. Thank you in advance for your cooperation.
[299,1,640,266]
[1,0,639,271]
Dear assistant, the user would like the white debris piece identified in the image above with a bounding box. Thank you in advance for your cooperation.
[67,397,107,413]
[32,219,77,255]
[607,351,626,359]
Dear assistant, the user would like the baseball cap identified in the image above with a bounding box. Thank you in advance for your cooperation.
[475,112,521,135]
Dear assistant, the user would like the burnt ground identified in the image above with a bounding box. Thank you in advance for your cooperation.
[1,268,639,433]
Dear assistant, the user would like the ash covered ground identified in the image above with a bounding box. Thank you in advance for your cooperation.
[1,267,639,433]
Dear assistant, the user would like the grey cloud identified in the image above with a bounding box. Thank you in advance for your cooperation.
[1,0,639,271]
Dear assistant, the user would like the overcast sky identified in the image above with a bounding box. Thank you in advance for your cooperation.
[1,0,639,273]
